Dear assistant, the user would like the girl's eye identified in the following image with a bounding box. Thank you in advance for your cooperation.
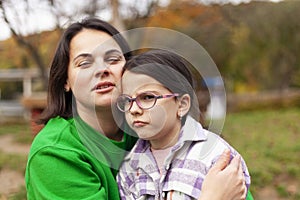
[140,94,156,101]
[124,97,132,104]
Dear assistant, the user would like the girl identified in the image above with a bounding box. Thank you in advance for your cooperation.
[116,49,251,200]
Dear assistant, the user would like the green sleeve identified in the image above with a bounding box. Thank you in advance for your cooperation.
[26,147,109,200]
[246,190,254,200]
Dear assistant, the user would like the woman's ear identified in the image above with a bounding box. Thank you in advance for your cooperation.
[177,94,191,118]
[64,81,71,92]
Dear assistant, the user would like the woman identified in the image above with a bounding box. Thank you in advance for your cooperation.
[25,17,251,200]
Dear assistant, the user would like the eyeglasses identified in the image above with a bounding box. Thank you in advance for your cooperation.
[117,92,179,112]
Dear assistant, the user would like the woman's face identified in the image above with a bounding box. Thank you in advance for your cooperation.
[66,29,125,112]
[121,71,182,149]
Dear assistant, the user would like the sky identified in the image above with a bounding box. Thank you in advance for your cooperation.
[0,0,283,41]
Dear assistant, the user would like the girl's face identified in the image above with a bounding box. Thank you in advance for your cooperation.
[66,29,125,112]
[121,71,182,149]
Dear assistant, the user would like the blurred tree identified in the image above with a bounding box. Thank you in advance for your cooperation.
[141,0,300,92]
[222,1,300,91]
[0,0,49,89]
[0,0,165,91]
[1,0,300,93]
[0,0,123,90]
[145,1,231,86]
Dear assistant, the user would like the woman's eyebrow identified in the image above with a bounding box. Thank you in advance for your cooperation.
[73,53,92,62]
[105,49,122,55]
[72,49,122,64]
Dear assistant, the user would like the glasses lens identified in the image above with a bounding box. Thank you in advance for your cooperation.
[137,93,157,110]
[117,95,131,112]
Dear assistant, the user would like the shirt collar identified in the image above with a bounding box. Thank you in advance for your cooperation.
[172,115,208,151]
[74,115,129,170]
[128,115,208,169]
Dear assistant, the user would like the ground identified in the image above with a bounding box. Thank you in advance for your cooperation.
[0,134,295,200]
[0,134,30,199]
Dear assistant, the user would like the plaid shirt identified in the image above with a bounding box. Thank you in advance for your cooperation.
[117,116,251,200]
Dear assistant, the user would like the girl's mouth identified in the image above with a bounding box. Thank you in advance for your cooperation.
[133,120,148,127]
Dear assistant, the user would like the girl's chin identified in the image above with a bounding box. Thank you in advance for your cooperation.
[135,133,156,141]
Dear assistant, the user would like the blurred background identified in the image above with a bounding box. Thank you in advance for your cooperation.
[0,0,299,199]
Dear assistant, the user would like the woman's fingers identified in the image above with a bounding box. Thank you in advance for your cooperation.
[229,155,247,200]
[199,150,247,200]
[239,159,247,200]
[212,149,231,171]
[230,153,241,171]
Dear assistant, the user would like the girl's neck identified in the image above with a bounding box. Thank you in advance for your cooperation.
[150,121,182,150]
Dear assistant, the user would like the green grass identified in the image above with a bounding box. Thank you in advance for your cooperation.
[0,121,33,144]
[1,107,300,199]
[0,151,28,173]
[0,150,28,200]
[0,121,31,135]
[222,107,300,199]
[8,186,27,200]
[0,120,31,173]
[0,120,32,199]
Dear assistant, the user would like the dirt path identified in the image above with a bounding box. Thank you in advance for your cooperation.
[0,134,31,198]
[0,134,31,154]
[0,169,25,197]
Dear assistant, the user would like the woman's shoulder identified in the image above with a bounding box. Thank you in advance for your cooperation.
[28,116,82,156]
[43,116,75,132]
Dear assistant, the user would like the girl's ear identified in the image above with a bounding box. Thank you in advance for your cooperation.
[177,94,191,118]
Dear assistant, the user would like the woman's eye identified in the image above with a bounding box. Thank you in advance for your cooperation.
[73,54,94,68]
[76,59,93,68]
[105,56,123,65]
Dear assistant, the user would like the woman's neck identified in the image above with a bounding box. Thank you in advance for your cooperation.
[77,107,123,141]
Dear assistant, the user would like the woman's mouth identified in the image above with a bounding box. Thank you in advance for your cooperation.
[92,82,115,93]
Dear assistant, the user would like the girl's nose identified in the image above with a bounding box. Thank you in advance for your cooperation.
[129,101,143,115]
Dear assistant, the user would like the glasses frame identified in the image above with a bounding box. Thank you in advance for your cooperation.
[117,92,179,112]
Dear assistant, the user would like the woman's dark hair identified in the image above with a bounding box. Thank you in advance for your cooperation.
[38,17,131,124]
[123,49,199,122]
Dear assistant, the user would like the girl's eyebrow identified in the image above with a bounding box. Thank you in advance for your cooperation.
[134,90,161,96]
[138,90,157,93]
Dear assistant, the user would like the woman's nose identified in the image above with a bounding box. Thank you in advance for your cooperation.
[94,60,110,77]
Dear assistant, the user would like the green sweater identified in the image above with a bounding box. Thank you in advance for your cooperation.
[25,116,136,200]
[25,116,254,200]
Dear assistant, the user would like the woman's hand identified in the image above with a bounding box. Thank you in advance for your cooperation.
[199,149,247,200]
